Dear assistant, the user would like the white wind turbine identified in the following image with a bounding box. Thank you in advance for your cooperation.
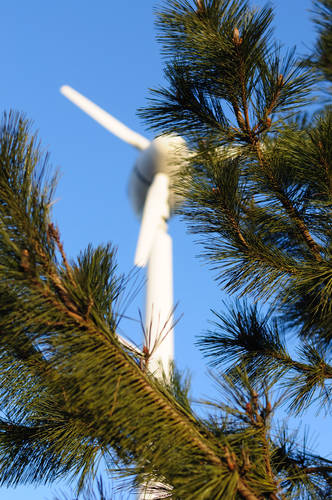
[60,85,188,380]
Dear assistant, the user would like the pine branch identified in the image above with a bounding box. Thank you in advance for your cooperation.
[311,0,332,82]
[199,303,332,413]
[231,26,252,136]
[253,141,323,262]
[272,427,332,498]
[177,151,301,300]
[205,369,293,499]
[0,111,274,499]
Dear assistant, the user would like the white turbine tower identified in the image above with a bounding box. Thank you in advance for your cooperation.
[60,85,187,380]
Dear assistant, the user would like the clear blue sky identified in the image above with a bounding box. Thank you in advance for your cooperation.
[0,1,330,499]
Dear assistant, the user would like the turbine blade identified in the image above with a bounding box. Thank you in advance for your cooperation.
[60,85,150,151]
[134,173,170,268]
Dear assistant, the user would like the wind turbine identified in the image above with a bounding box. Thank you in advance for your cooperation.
[60,85,187,380]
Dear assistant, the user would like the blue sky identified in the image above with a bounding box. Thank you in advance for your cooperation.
[0,1,330,499]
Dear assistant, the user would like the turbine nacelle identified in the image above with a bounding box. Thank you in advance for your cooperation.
[128,134,188,218]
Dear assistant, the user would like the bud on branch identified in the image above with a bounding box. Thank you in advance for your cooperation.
[233,27,243,45]
[196,0,204,15]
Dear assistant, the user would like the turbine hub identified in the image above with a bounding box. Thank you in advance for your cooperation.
[128,134,188,217]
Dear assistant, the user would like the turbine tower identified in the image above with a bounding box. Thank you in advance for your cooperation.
[60,85,187,379]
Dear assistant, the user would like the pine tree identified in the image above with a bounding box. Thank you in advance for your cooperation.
[0,1,331,499]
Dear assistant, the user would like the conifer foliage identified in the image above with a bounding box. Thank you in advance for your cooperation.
[312,0,332,81]
[0,1,331,499]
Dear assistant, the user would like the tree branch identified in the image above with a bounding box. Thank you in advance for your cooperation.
[254,142,323,261]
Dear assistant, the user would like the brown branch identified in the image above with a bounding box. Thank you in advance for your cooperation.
[224,446,236,471]
[85,295,94,319]
[240,448,251,474]
[244,393,282,500]
[238,336,332,378]
[260,416,280,499]
[48,223,75,283]
[214,194,250,249]
[45,271,81,318]
[265,75,284,118]
[232,28,251,136]
[27,227,81,318]
[303,465,332,474]
[254,142,323,261]
[224,446,262,500]
[241,74,250,134]
[276,195,322,260]
[226,210,249,249]
[230,99,246,132]
[237,480,261,500]
[253,74,284,134]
